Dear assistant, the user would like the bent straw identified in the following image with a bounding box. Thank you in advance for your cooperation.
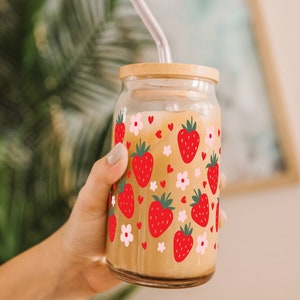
[131,0,172,63]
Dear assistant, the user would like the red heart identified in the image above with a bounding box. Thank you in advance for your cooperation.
[167,164,174,173]
[155,130,162,138]
[203,181,207,188]
[138,195,144,204]
[201,152,206,160]
[218,129,221,137]
[210,226,214,233]
[137,222,142,229]
[211,202,215,210]
[148,115,154,124]
[142,242,147,249]
[214,243,217,250]
[168,123,174,131]
[181,196,187,204]
[160,180,166,188]
[126,141,131,149]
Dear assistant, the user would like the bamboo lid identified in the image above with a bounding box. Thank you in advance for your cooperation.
[120,63,219,82]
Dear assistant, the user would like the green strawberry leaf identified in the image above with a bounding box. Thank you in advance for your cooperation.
[182,117,197,133]
[152,192,175,210]
[180,223,193,236]
[191,188,202,206]
[118,178,126,192]
[131,139,150,157]
[206,152,218,168]
[116,111,123,124]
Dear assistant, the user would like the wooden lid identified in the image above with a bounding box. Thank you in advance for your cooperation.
[120,63,219,82]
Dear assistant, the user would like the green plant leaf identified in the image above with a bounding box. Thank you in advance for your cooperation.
[0,0,152,265]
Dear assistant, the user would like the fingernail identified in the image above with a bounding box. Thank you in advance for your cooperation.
[106,143,126,165]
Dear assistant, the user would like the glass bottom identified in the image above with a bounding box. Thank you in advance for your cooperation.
[107,261,214,289]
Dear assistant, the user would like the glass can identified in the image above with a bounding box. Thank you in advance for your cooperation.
[106,63,221,288]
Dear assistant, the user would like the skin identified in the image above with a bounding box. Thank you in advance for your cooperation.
[0,143,128,300]
[0,142,226,300]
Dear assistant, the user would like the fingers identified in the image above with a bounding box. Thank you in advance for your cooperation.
[219,209,227,228]
[220,172,227,190]
[219,172,227,228]
[75,143,128,216]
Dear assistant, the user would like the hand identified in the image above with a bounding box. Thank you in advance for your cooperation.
[0,143,129,300]
[219,172,228,228]
[59,142,129,297]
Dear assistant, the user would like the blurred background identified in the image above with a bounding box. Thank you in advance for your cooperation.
[0,0,150,261]
[0,0,299,299]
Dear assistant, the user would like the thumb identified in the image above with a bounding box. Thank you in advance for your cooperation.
[75,143,128,215]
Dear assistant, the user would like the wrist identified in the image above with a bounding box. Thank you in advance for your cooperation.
[44,226,85,299]
[47,223,98,299]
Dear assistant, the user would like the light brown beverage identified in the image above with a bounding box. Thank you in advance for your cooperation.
[106,106,221,287]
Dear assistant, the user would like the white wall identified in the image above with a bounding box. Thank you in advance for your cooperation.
[131,1,300,299]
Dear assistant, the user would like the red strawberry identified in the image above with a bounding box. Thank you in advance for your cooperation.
[131,140,153,187]
[108,207,117,242]
[173,223,194,262]
[148,192,174,238]
[216,197,220,232]
[117,179,134,218]
[206,152,219,195]
[190,189,209,227]
[114,111,125,144]
[177,117,200,163]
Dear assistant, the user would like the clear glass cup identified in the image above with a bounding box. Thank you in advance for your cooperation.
[106,63,221,288]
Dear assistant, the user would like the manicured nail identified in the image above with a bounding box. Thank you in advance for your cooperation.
[106,143,126,165]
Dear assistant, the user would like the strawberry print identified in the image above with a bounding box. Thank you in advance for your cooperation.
[190,189,209,227]
[206,152,219,195]
[118,179,134,219]
[148,192,175,238]
[131,140,154,187]
[177,117,200,163]
[173,223,194,262]
[108,207,117,242]
[114,111,125,144]
[216,197,220,232]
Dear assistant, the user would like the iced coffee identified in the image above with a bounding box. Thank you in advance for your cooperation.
[106,63,221,288]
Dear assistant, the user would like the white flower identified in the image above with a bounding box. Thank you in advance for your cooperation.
[178,210,187,223]
[196,232,208,255]
[129,113,143,136]
[111,195,116,207]
[122,107,127,122]
[150,181,158,191]
[157,242,166,253]
[195,168,201,178]
[176,171,190,191]
[120,224,134,247]
[163,145,172,157]
[205,126,216,148]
